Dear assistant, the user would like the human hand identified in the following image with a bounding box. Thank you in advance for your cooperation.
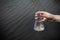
[35,11,54,22]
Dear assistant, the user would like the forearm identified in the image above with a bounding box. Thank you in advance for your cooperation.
[53,15,60,22]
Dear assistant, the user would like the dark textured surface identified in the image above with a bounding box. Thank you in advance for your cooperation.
[0,0,60,40]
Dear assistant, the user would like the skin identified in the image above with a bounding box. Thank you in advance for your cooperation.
[35,11,60,22]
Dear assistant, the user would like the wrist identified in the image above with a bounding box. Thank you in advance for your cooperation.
[52,14,57,22]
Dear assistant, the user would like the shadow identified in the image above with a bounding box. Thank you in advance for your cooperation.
[55,0,60,3]
[0,32,7,40]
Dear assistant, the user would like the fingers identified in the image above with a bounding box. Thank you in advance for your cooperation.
[35,11,44,15]
[35,11,47,22]
[35,11,46,17]
[41,18,47,22]
[35,11,54,22]
[35,17,47,22]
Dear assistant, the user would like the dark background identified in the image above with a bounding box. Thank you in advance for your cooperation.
[0,0,60,40]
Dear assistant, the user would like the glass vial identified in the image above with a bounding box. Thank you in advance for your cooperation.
[34,13,45,31]
[34,21,45,31]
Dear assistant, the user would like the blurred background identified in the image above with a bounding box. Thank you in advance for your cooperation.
[0,0,60,40]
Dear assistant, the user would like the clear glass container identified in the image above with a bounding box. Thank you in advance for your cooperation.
[34,21,45,31]
[34,13,45,31]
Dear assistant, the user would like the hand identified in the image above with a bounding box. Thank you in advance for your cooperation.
[35,11,54,22]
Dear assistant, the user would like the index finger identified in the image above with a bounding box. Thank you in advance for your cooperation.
[35,11,44,16]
